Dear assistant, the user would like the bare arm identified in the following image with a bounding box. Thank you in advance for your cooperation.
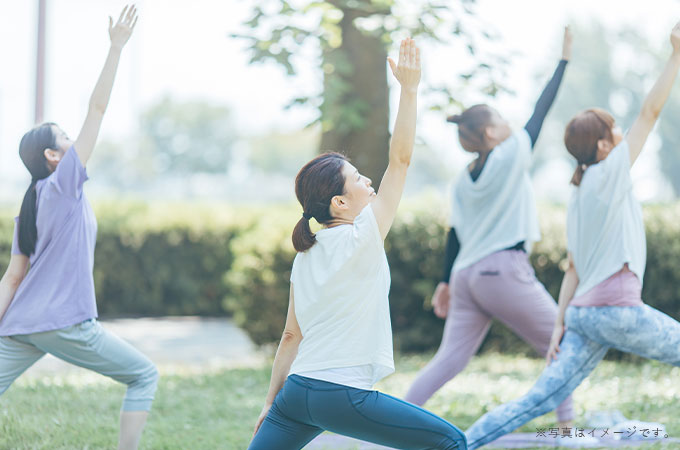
[252,284,303,436]
[0,254,30,321]
[371,38,421,240]
[74,5,138,167]
[627,22,680,166]
[546,253,579,364]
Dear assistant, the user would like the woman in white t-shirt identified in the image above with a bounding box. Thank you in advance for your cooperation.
[464,22,680,450]
[249,39,466,450]
[405,27,574,428]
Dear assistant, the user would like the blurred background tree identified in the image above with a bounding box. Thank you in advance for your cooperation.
[536,22,680,196]
[140,97,236,175]
[234,0,509,185]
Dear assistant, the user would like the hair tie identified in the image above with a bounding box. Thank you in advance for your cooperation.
[302,211,313,220]
[581,164,587,171]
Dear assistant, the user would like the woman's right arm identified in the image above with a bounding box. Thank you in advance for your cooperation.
[432,228,460,319]
[371,38,421,240]
[546,252,578,365]
[524,26,572,148]
[627,22,680,166]
[0,255,29,321]
[252,284,303,437]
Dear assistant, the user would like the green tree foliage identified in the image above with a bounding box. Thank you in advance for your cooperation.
[140,96,236,174]
[234,0,507,185]
[539,22,680,196]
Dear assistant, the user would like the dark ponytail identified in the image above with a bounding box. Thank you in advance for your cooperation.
[292,152,348,252]
[17,123,57,256]
[447,104,495,152]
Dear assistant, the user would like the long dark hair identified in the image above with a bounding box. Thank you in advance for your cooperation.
[447,104,495,152]
[564,108,615,186]
[18,123,57,256]
[292,152,348,252]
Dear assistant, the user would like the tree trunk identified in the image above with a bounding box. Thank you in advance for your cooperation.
[319,8,390,187]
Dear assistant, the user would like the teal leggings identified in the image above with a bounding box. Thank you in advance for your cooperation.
[249,374,466,450]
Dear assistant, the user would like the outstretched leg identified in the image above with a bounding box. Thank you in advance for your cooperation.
[465,329,607,450]
[472,251,575,424]
[404,271,491,406]
[310,382,466,449]
[26,319,159,450]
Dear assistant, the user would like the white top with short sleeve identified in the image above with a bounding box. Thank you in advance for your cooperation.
[567,140,646,297]
[450,129,540,272]
[289,205,394,389]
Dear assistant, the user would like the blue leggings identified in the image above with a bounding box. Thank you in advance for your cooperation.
[465,305,680,449]
[249,375,467,450]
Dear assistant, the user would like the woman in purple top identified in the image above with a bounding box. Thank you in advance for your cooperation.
[0,6,157,450]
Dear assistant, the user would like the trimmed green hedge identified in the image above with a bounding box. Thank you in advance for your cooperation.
[1,200,678,356]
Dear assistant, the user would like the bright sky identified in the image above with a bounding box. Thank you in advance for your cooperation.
[1,0,678,204]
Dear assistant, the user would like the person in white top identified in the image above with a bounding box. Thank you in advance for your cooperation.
[464,22,680,450]
[405,27,574,429]
[249,39,467,450]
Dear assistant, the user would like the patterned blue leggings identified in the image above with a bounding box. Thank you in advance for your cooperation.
[249,374,467,449]
[465,305,680,449]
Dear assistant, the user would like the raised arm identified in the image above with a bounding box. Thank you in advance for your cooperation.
[252,284,303,437]
[524,26,572,148]
[74,5,138,167]
[627,22,680,166]
[371,38,421,240]
[0,254,29,321]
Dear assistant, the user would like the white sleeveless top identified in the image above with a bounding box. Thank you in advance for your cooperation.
[450,129,540,272]
[567,140,646,297]
[289,205,394,389]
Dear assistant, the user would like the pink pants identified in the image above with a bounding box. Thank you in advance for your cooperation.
[404,249,574,423]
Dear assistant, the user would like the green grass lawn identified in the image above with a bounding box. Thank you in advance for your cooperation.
[1,353,678,449]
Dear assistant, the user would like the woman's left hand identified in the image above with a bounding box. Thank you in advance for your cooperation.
[562,26,573,61]
[109,4,138,50]
[252,403,272,437]
[546,322,565,365]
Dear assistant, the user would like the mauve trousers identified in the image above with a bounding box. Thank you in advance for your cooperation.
[404,250,573,423]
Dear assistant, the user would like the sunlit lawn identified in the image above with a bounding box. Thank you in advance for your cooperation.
[1,353,678,449]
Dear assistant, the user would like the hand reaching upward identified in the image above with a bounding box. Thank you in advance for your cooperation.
[388,38,421,93]
[562,26,573,61]
[671,21,680,54]
[109,4,138,50]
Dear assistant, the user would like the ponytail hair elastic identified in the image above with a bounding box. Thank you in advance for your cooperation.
[302,211,313,220]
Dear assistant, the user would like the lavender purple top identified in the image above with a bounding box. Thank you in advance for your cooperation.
[0,146,98,336]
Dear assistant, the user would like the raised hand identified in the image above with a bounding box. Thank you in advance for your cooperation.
[562,26,573,61]
[388,38,421,93]
[671,21,680,54]
[109,4,138,49]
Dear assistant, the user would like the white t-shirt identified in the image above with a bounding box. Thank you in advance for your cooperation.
[289,204,395,389]
[567,140,646,298]
[450,129,540,272]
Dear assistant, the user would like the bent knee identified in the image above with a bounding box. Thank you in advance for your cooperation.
[438,424,467,449]
[130,361,159,391]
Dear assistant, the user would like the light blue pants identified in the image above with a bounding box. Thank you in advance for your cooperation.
[465,305,680,449]
[0,318,158,411]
